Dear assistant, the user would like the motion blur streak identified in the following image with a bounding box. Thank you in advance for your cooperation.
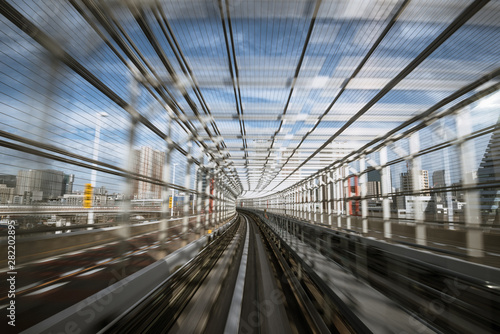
[0,0,499,333]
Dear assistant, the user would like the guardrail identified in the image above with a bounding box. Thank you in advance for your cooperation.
[244,208,500,333]
[21,215,238,334]
[0,213,236,267]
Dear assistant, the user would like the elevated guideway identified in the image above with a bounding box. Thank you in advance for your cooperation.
[0,0,499,332]
[24,211,497,333]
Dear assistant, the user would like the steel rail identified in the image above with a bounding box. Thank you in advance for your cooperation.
[246,210,371,333]
[101,216,242,333]
[251,208,500,333]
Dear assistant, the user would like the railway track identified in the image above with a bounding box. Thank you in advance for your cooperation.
[100,212,370,333]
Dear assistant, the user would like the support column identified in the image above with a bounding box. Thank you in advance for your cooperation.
[219,177,222,225]
[457,109,483,257]
[286,191,289,216]
[160,117,173,247]
[292,187,295,218]
[360,156,368,234]
[319,174,324,225]
[299,185,304,220]
[195,155,204,233]
[298,185,301,219]
[220,186,225,223]
[308,180,313,222]
[443,146,454,225]
[182,139,193,238]
[380,147,392,239]
[335,168,342,228]
[410,132,426,246]
[304,183,307,221]
[215,171,221,227]
[295,187,298,219]
[327,171,333,226]
[209,168,215,227]
[439,119,455,225]
[314,179,318,222]
[289,189,293,217]
[119,65,140,245]
[204,167,210,229]
[345,167,351,230]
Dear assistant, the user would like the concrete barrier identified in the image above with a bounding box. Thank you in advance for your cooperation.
[21,216,237,334]
[0,220,184,267]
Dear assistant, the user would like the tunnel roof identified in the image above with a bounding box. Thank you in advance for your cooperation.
[1,0,499,198]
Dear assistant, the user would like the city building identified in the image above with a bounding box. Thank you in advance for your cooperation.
[196,167,209,194]
[366,181,382,198]
[93,186,112,206]
[432,170,446,189]
[0,174,16,188]
[366,170,382,199]
[0,184,14,204]
[477,125,500,223]
[62,194,84,206]
[63,174,74,194]
[397,195,432,218]
[397,169,430,213]
[133,147,165,199]
[400,170,429,194]
[431,170,447,204]
[15,169,67,202]
[12,191,39,205]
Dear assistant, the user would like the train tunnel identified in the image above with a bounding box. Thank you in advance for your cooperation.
[0,0,499,333]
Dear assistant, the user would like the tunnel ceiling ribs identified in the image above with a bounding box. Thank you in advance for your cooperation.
[218,0,250,190]
[272,0,491,191]
[252,0,323,192]
[1,0,499,198]
[262,0,411,192]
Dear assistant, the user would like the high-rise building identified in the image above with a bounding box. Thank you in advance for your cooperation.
[399,169,430,211]
[477,125,500,223]
[63,174,74,194]
[400,170,429,194]
[15,169,65,201]
[367,181,382,198]
[366,170,382,198]
[432,170,447,204]
[433,170,446,188]
[195,167,209,194]
[133,147,165,199]
[451,181,466,202]
[0,174,16,204]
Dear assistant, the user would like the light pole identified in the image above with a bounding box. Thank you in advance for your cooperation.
[88,112,108,225]
[171,163,178,217]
